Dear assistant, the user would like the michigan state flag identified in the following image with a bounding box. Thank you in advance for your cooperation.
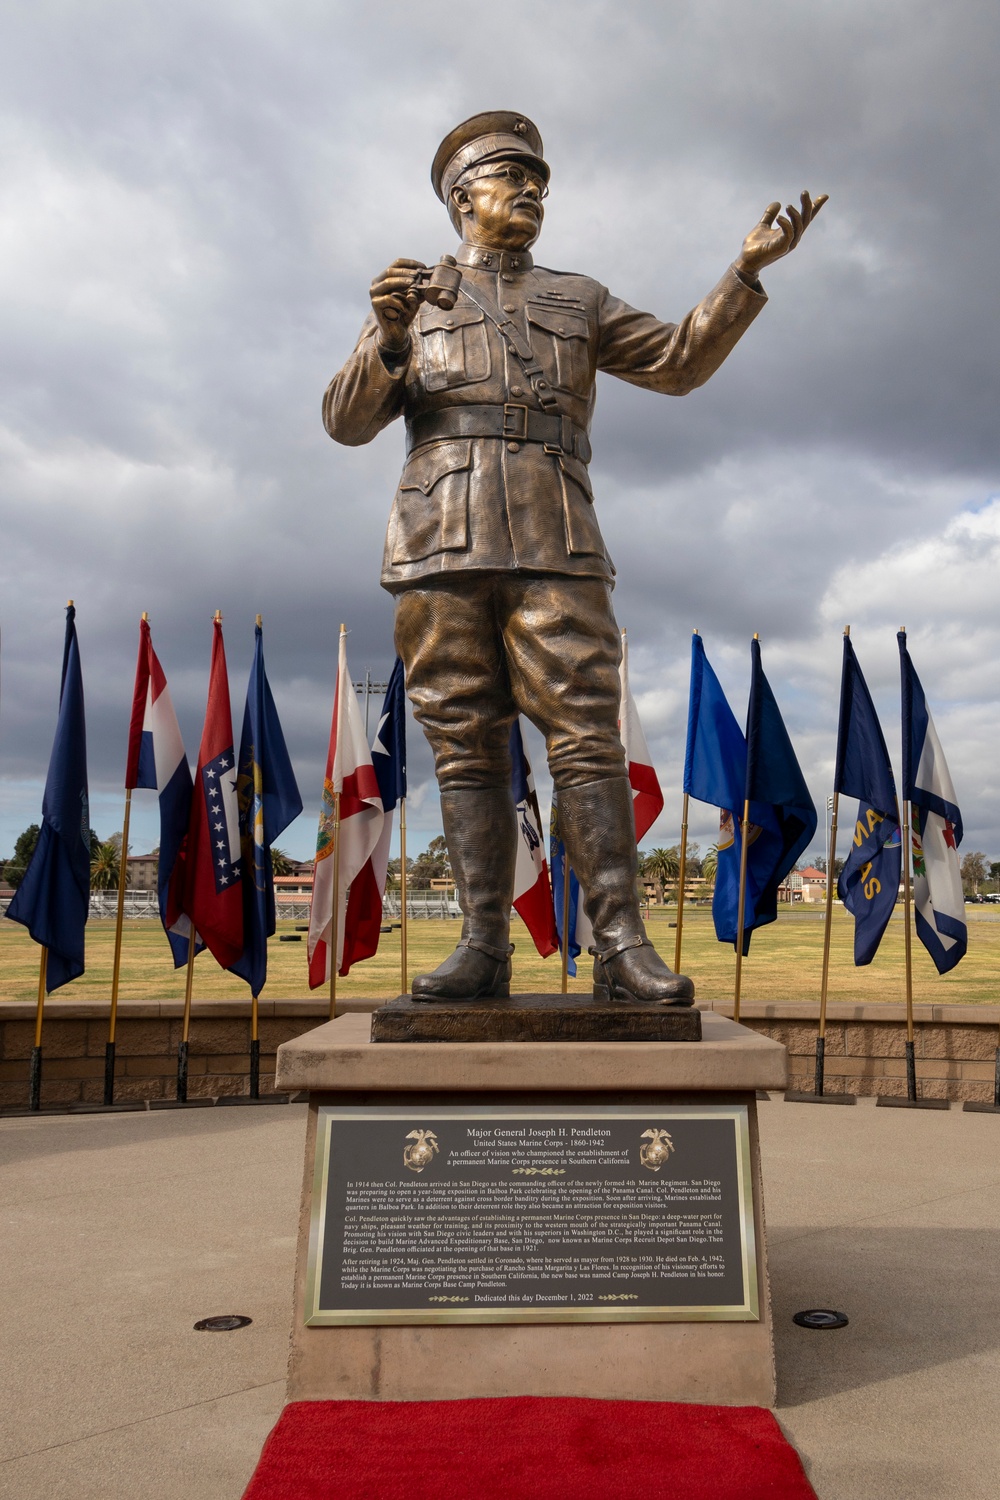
[899,631,966,974]
[834,636,901,965]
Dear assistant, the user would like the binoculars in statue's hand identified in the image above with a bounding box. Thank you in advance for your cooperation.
[383,256,463,320]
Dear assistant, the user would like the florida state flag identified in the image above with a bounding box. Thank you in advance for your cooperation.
[178,616,244,969]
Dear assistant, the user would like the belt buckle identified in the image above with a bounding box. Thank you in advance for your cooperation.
[502,403,528,440]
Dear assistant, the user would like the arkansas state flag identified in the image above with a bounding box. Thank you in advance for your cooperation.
[510,719,559,957]
[177,617,244,969]
[339,658,405,975]
[619,630,664,842]
[125,616,199,967]
[308,629,384,985]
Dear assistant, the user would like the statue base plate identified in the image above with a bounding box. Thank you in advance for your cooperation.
[371,994,702,1044]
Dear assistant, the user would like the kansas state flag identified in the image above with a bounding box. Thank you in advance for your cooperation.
[7,605,90,990]
[899,631,966,974]
[230,622,303,996]
[835,636,901,965]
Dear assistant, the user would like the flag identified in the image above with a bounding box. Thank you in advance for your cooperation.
[229,622,303,996]
[510,719,559,957]
[899,632,966,973]
[125,617,198,967]
[340,657,406,974]
[619,634,664,842]
[549,790,589,977]
[681,632,750,950]
[307,631,384,985]
[7,604,90,990]
[740,637,818,951]
[178,617,244,969]
[834,637,901,965]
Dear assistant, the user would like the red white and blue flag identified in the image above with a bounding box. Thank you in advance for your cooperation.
[178,617,244,969]
[125,617,199,967]
[620,631,664,843]
[308,629,384,986]
[510,719,559,957]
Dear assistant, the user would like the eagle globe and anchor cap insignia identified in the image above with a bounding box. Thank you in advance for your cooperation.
[403,1129,440,1174]
[639,1128,675,1172]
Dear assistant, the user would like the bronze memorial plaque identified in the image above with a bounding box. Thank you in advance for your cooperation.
[305,1104,758,1326]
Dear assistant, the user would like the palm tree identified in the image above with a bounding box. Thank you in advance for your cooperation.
[270,847,296,877]
[701,845,719,888]
[645,846,680,903]
[90,840,125,891]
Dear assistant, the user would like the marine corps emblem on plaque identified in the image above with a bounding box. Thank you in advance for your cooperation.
[403,1129,440,1173]
[639,1128,675,1171]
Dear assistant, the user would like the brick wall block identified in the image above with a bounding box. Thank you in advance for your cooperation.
[169,1020,251,1054]
[86,1020,173,1058]
[1,1021,88,1061]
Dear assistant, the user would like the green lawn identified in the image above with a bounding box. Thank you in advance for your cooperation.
[2,906,997,1006]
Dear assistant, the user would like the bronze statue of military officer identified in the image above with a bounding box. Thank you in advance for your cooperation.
[325,111,825,1005]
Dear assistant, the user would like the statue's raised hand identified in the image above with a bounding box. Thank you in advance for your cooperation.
[735,191,828,280]
[370,258,427,351]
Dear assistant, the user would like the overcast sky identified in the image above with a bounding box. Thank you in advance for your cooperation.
[1,0,998,866]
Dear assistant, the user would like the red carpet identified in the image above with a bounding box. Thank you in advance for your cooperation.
[242,1397,816,1499]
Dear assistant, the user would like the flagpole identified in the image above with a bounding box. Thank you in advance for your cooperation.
[177,924,196,1101]
[29,947,48,1111]
[732,797,751,1025]
[328,790,342,1019]
[900,791,917,1101]
[249,993,260,1099]
[104,782,133,1106]
[399,796,409,995]
[815,789,840,1095]
[561,848,571,995]
[674,792,689,973]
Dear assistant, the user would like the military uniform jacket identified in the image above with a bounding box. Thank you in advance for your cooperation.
[323,244,766,591]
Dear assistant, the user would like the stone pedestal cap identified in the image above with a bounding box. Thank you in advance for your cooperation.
[432,110,548,202]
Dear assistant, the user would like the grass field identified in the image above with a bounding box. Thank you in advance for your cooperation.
[1,906,998,1006]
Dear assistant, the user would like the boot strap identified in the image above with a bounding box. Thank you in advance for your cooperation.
[589,935,649,963]
[461,936,515,962]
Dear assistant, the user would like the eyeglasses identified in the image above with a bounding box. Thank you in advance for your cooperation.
[468,162,550,199]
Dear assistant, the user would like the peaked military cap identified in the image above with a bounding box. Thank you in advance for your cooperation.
[432,110,548,202]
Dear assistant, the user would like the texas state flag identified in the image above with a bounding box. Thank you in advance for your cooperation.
[510,719,559,958]
[178,617,244,969]
[125,617,199,967]
[620,631,664,842]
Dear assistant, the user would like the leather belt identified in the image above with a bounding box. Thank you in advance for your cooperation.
[406,404,592,464]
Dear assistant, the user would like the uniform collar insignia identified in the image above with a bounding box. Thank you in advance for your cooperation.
[454,244,534,273]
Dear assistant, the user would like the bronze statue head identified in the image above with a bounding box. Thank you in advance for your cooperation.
[432,111,549,251]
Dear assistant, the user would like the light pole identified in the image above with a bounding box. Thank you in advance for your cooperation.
[353,669,390,738]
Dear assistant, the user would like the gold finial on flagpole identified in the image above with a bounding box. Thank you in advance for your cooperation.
[753,632,759,640]
[141,611,149,622]
[256,614,262,628]
[67,599,74,607]
[844,624,850,637]
[214,610,222,622]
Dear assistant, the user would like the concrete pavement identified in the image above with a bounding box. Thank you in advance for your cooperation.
[0,1097,998,1498]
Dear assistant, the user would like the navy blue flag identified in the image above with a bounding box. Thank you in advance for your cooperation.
[682,633,750,948]
[371,658,407,812]
[739,638,818,953]
[834,637,901,965]
[899,632,966,973]
[7,605,90,990]
[230,623,303,996]
[549,791,589,977]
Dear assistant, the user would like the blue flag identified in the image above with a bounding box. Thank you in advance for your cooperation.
[834,637,901,965]
[230,623,303,996]
[549,790,587,977]
[739,638,818,952]
[7,605,90,990]
[899,632,966,974]
[371,658,407,811]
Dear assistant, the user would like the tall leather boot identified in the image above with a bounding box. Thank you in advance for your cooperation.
[558,776,695,1006]
[410,787,516,1001]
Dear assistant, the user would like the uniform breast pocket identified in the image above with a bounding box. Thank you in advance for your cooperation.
[526,305,591,396]
[417,305,491,392]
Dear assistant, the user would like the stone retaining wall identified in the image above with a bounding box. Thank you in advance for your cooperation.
[0,998,997,1109]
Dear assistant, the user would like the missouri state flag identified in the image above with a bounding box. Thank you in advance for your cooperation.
[125,616,199,967]
[619,630,664,842]
[835,635,901,965]
[899,631,966,974]
[178,616,244,969]
[307,629,384,985]
[339,657,406,975]
[229,621,303,997]
[7,604,90,991]
[510,719,559,958]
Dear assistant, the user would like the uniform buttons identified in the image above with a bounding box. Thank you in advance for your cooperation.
[507,442,520,453]
[502,304,516,313]
[510,385,524,397]
[501,274,514,283]
[445,317,455,327]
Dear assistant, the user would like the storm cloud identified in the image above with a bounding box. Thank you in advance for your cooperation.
[1,0,997,863]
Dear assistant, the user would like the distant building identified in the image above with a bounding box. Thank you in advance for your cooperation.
[126,853,159,892]
[777,865,827,904]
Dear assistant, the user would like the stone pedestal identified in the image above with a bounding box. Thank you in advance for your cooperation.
[276,1011,787,1407]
